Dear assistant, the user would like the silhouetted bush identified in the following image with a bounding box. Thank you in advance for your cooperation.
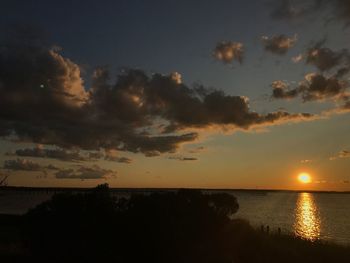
[2,184,349,263]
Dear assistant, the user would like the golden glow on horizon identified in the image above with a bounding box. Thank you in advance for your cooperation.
[294,193,320,240]
[298,173,312,184]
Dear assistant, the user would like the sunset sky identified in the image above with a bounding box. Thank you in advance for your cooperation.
[1,0,350,190]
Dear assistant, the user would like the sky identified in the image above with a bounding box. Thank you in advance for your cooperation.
[0,0,350,190]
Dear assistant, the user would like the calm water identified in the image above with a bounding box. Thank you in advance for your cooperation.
[1,190,350,245]
[231,191,350,245]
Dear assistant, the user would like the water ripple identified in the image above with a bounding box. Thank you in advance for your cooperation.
[294,193,321,241]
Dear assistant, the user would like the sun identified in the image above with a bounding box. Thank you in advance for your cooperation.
[298,172,312,184]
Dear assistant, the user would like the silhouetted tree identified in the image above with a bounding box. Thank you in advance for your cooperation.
[208,192,239,217]
[0,174,10,187]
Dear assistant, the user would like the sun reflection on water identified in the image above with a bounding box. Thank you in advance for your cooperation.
[294,193,321,241]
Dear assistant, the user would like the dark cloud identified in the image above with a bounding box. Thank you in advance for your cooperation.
[88,151,104,159]
[168,156,198,161]
[141,83,312,131]
[13,145,86,162]
[290,40,350,76]
[55,165,115,180]
[272,41,350,102]
[46,164,60,170]
[0,34,198,155]
[0,31,315,156]
[10,146,133,163]
[305,40,350,72]
[104,150,132,164]
[271,81,299,99]
[144,151,161,157]
[4,159,41,171]
[213,41,244,64]
[0,28,88,106]
[272,73,349,101]
[300,73,348,101]
[261,35,297,55]
[112,157,132,163]
[3,158,58,173]
[188,146,205,154]
[2,158,115,180]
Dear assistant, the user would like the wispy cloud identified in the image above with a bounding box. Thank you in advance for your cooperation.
[330,150,350,160]
[168,156,198,161]
[3,159,59,174]
[55,165,116,180]
[9,145,87,162]
[104,150,132,164]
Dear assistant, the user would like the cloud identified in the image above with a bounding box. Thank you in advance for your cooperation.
[330,150,350,160]
[271,80,299,99]
[289,40,350,76]
[2,158,115,180]
[213,41,244,64]
[11,145,132,163]
[272,41,350,102]
[261,34,297,55]
[305,40,350,72]
[12,145,87,162]
[3,158,58,173]
[0,29,88,107]
[104,150,132,164]
[0,30,315,156]
[88,151,104,159]
[170,72,182,84]
[272,73,349,101]
[55,165,116,180]
[168,156,198,161]
[292,54,304,63]
[320,100,350,117]
[46,164,60,170]
[300,73,348,101]
[4,159,41,171]
[0,37,199,156]
[187,146,206,154]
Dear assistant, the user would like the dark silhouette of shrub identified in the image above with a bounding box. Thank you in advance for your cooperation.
[15,184,350,263]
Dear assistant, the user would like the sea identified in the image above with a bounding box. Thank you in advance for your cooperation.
[1,189,350,245]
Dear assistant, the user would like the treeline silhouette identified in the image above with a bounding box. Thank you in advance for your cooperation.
[1,184,350,263]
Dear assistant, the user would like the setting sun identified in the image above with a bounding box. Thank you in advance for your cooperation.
[298,173,312,184]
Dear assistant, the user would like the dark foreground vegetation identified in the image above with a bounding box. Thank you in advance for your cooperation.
[1,184,350,263]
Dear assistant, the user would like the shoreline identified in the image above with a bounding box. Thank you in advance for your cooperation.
[2,186,350,194]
